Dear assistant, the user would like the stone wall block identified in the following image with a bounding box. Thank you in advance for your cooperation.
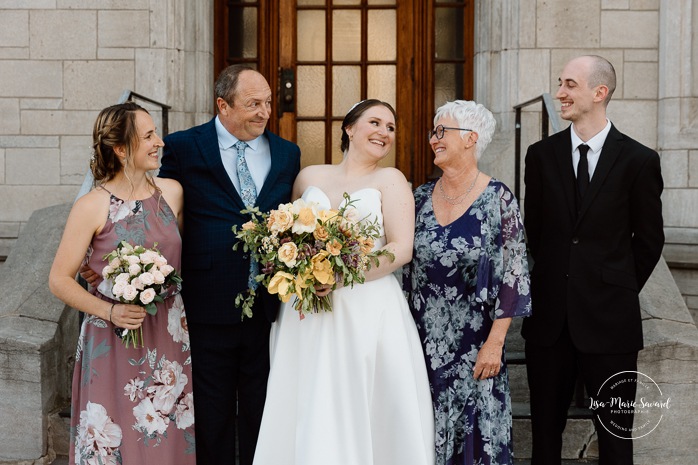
[20,98,63,110]
[689,151,698,187]
[606,100,657,147]
[134,48,168,104]
[64,60,135,110]
[0,186,77,222]
[517,49,550,104]
[660,150,688,188]
[0,60,62,98]
[21,110,98,136]
[97,47,135,60]
[61,135,92,185]
[0,47,29,59]
[629,0,659,10]
[624,49,658,62]
[59,0,149,8]
[602,0,629,8]
[98,10,150,48]
[0,0,54,8]
[536,1,600,48]
[6,148,60,185]
[0,10,28,47]
[0,148,4,184]
[624,61,658,99]
[0,135,59,148]
[0,98,20,135]
[661,189,698,228]
[601,11,658,48]
[29,10,96,60]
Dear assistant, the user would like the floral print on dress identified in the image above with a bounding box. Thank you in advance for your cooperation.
[70,192,195,464]
[404,179,531,465]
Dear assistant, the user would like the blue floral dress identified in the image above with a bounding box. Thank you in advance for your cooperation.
[404,179,531,465]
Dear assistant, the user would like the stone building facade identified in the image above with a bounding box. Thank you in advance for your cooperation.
[0,1,696,309]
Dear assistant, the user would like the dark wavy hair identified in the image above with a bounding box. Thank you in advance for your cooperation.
[340,99,397,153]
[90,102,150,185]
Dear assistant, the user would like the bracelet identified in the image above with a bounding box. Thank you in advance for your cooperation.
[109,303,115,324]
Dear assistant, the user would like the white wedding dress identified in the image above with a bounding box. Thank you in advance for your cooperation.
[253,186,435,465]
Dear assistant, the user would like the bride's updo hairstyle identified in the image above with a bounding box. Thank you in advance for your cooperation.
[340,99,397,153]
[91,102,149,184]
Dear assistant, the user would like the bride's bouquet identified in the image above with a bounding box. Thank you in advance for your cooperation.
[232,194,394,320]
[99,241,183,348]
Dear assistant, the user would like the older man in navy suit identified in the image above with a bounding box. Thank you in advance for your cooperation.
[522,55,664,465]
[159,65,300,465]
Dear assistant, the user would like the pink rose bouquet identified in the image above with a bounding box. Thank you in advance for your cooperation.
[232,194,394,320]
[100,241,183,348]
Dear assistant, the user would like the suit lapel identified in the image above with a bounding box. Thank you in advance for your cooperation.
[195,119,246,210]
[576,124,623,224]
[553,128,578,223]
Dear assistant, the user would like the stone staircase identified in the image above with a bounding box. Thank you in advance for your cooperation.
[505,318,599,463]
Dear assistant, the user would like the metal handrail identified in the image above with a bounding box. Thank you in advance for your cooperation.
[75,91,171,201]
[512,93,561,199]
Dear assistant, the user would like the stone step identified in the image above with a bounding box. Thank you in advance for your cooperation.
[512,401,598,460]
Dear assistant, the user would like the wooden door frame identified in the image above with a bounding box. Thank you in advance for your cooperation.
[213,0,474,187]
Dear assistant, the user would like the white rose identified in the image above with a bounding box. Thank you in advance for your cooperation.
[126,255,140,265]
[131,277,145,291]
[139,272,155,286]
[128,263,141,276]
[101,265,114,279]
[160,264,175,277]
[278,242,299,268]
[115,272,131,283]
[122,284,138,301]
[152,270,165,285]
[139,251,156,265]
[109,257,121,268]
[140,288,156,305]
[112,280,127,297]
[153,255,167,268]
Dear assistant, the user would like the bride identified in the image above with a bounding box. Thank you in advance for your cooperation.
[252,100,435,465]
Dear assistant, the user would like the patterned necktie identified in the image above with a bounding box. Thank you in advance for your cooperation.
[234,140,259,290]
[577,144,590,198]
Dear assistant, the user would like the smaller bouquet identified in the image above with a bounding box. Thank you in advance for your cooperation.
[100,241,182,348]
[232,194,394,320]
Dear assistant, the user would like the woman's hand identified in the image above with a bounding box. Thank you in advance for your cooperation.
[110,303,147,330]
[473,339,503,380]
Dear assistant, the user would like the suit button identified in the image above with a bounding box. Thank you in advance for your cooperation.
[242,254,249,260]
[571,237,579,245]
[565,274,569,279]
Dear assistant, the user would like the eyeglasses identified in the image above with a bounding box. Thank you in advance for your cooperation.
[428,125,473,141]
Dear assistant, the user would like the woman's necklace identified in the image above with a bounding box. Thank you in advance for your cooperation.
[438,170,481,205]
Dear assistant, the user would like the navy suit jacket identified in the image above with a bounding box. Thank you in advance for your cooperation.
[160,118,301,324]
[521,124,664,354]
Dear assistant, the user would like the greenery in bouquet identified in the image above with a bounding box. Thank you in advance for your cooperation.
[101,241,183,348]
[232,193,394,320]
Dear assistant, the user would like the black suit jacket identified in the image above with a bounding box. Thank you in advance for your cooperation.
[159,119,301,324]
[521,124,664,354]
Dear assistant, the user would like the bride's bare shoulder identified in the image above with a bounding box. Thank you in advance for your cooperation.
[293,164,335,197]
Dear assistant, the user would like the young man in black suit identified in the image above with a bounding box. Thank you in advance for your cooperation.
[522,55,664,465]
[159,65,301,465]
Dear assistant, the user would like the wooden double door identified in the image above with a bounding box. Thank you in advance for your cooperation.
[214,0,474,186]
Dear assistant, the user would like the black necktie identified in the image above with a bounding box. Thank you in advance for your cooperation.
[577,144,590,198]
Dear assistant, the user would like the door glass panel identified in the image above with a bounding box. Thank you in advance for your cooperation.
[435,7,463,59]
[332,10,361,61]
[367,10,396,61]
[298,10,326,62]
[298,121,326,167]
[333,0,361,5]
[298,0,326,5]
[332,66,361,117]
[367,65,396,108]
[434,63,462,109]
[331,121,344,164]
[297,66,326,117]
[368,0,396,4]
[229,7,258,58]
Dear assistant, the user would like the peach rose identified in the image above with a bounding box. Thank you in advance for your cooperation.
[241,221,256,231]
[326,238,343,256]
[291,199,318,234]
[313,225,329,241]
[311,251,336,285]
[278,242,299,268]
[267,209,294,233]
[359,236,375,254]
[267,271,295,302]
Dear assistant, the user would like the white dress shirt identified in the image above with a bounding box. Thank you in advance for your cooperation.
[215,116,271,195]
[570,119,612,180]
